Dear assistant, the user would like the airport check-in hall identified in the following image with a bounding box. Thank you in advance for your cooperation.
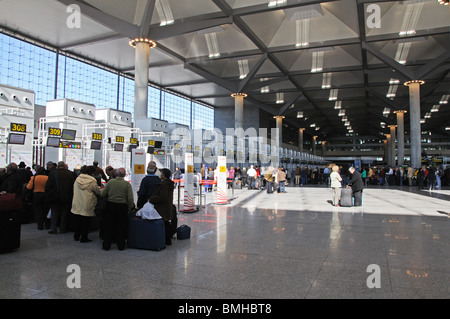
[0,0,449,301]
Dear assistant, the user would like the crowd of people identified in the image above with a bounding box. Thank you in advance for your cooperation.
[169,162,450,193]
[2,159,449,249]
[0,160,176,250]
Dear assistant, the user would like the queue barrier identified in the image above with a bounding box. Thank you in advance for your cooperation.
[173,178,236,212]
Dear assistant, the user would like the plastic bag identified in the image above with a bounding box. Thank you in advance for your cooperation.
[136,202,161,220]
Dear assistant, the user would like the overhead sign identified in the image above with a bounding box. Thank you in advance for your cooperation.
[10,123,26,133]
[59,141,81,149]
[48,127,61,136]
[92,133,102,140]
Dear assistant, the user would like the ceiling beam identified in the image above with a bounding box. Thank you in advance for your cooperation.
[362,42,415,80]
[278,92,303,116]
[238,54,267,93]
[149,16,233,41]
[139,0,156,38]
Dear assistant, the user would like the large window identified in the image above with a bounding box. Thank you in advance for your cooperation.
[57,55,118,109]
[0,32,214,129]
[118,75,134,116]
[193,102,214,130]
[161,91,192,127]
[148,85,161,119]
[0,33,56,105]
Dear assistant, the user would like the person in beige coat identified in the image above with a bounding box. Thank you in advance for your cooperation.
[71,166,101,243]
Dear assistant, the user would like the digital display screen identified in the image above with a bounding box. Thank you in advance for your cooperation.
[8,133,26,145]
[147,146,164,155]
[47,137,61,147]
[61,129,76,141]
[128,144,138,152]
[90,141,102,150]
[114,143,124,152]
[148,140,162,148]
[59,141,81,149]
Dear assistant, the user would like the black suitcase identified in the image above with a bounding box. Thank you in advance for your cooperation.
[127,216,165,251]
[340,188,353,207]
[0,210,21,252]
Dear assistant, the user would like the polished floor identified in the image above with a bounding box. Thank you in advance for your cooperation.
[1,184,448,299]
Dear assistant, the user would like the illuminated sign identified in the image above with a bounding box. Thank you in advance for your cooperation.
[59,141,82,149]
[92,133,102,141]
[48,127,61,136]
[10,123,26,133]
[116,136,124,143]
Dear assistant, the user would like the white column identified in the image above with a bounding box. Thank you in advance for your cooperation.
[395,110,406,166]
[299,128,305,153]
[312,135,317,156]
[388,125,397,167]
[130,39,156,120]
[385,134,391,165]
[404,80,424,168]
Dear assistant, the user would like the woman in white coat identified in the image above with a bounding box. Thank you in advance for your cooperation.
[71,165,102,242]
[330,165,342,207]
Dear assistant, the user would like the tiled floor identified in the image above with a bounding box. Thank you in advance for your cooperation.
[1,184,448,299]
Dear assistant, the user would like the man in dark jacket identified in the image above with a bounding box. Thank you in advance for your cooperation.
[137,161,161,209]
[45,161,75,234]
[347,167,364,206]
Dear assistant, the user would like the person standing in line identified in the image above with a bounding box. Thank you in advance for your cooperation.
[137,161,161,209]
[26,166,48,230]
[247,165,257,190]
[330,165,342,207]
[45,161,75,234]
[407,165,414,186]
[295,166,301,186]
[150,168,175,246]
[347,167,364,206]
[264,167,274,194]
[101,168,134,251]
[276,167,287,193]
[301,166,308,185]
[71,166,101,243]
[173,167,182,188]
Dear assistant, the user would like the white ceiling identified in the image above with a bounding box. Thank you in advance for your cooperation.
[0,0,449,140]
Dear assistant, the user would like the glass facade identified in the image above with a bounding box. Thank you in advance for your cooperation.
[0,32,214,129]
[57,54,118,109]
[0,33,56,105]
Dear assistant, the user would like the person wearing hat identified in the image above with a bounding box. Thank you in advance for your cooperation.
[18,161,32,184]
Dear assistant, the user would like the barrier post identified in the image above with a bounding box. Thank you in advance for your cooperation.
[217,156,228,205]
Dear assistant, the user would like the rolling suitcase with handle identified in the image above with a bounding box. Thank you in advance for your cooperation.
[0,194,22,252]
[127,216,166,251]
[340,188,353,207]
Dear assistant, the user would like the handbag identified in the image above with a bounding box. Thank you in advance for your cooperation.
[0,193,23,211]
[176,224,191,240]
